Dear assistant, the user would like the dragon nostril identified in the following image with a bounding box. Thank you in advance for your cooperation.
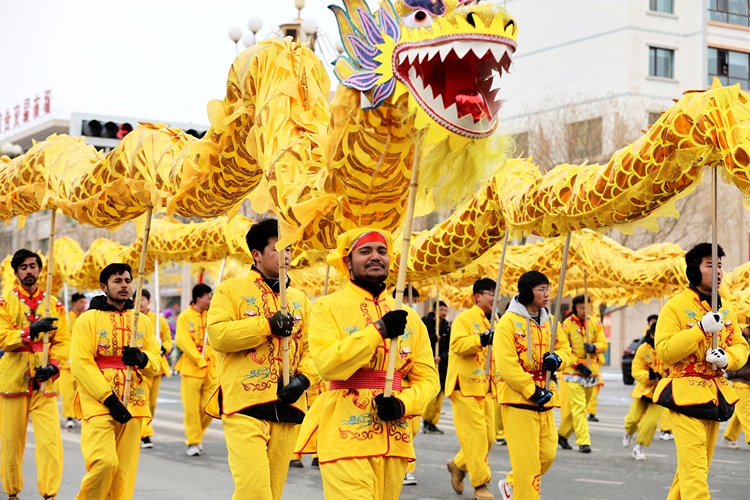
[467,12,477,27]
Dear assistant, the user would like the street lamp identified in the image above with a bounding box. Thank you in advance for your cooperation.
[0,142,23,158]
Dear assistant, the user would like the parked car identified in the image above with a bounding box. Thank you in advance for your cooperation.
[621,336,646,385]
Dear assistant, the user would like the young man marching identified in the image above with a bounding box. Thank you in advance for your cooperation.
[70,263,161,499]
[494,271,571,500]
[0,249,68,500]
[654,243,749,499]
[60,292,88,429]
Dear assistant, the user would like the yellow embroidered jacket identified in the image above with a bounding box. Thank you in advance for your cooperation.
[294,281,439,464]
[445,305,496,398]
[175,306,215,379]
[147,310,172,377]
[654,288,749,407]
[0,287,69,396]
[560,314,608,378]
[493,297,572,408]
[630,341,667,400]
[70,296,161,419]
[205,270,317,416]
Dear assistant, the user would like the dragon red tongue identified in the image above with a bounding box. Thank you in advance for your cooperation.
[455,89,489,122]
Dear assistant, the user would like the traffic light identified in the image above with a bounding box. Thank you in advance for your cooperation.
[70,113,209,150]
[185,129,206,139]
[81,120,133,139]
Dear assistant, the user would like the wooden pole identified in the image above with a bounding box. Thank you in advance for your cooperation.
[154,259,161,342]
[545,232,572,390]
[384,133,423,398]
[711,167,719,350]
[584,270,591,367]
[278,240,290,386]
[408,283,414,307]
[487,231,510,375]
[41,210,57,393]
[323,261,331,296]
[202,257,226,359]
[123,207,153,405]
[434,289,440,360]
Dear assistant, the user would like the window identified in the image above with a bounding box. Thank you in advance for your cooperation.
[566,118,602,161]
[513,132,529,157]
[708,0,750,26]
[708,47,750,89]
[650,0,673,13]
[649,47,674,79]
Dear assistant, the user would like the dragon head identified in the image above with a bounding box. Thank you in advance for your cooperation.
[331,0,517,141]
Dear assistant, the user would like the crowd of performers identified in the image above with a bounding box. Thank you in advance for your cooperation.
[0,219,748,500]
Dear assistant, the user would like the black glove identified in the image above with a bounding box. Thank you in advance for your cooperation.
[121,347,148,369]
[377,310,408,339]
[277,374,310,405]
[576,363,593,378]
[529,386,553,406]
[374,393,405,421]
[29,317,58,340]
[103,393,132,424]
[542,352,562,372]
[583,343,597,354]
[268,311,294,337]
[160,346,167,356]
[34,364,58,382]
[648,368,662,382]
[479,330,494,347]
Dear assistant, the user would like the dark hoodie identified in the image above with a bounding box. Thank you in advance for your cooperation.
[88,295,134,312]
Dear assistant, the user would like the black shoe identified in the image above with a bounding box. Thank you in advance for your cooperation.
[311,457,319,468]
[588,414,599,422]
[496,438,507,445]
[289,460,304,468]
[424,422,444,435]
[579,445,592,453]
[558,436,572,450]
[141,437,154,449]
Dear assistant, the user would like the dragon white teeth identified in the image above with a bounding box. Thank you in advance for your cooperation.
[438,45,452,61]
[452,41,472,59]
[457,113,476,128]
[398,52,408,65]
[418,49,428,63]
[426,46,440,60]
[443,103,459,124]
[408,51,418,64]
[489,45,505,63]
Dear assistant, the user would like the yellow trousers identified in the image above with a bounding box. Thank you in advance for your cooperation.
[222,413,295,500]
[558,381,591,446]
[723,385,750,443]
[666,411,719,500]
[623,397,664,447]
[291,389,320,461]
[422,389,444,426]
[320,456,408,500]
[586,384,600,415]
[502,405,557,500]
[494,400,505,440]
[661,410,673,432]
[405,416,420,474]
[180,374,216,445]
[140,375,162,439]
[58,367,77,419]
[451,392,494,488]
[1,393,63,497]
[76,415,143,500]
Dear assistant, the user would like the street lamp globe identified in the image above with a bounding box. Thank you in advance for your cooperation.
[301,18,318,36]
[294,0,305,12]
[11,144,22,156]
[242,33,256,48]
[228,26,243,43]
[247,17,263,34]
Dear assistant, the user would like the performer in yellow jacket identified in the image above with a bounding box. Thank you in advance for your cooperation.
[205,218,317,500]
[175,283,216,457]
[70,263,162,500]
[0,249,68,500]
[557,294,608,453]
[722,324,750,450]
[60,292,88,429]
[445,278,497,500]
[294,228,439,500]
[494,271,572,500]
[622,319,666,460]
[138,289,172,449]
[654,243,749,500]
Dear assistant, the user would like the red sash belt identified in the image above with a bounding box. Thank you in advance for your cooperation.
[16,341,44,353]
[330,369,403,391]
[527,369,545,383]
[95,356,127,370]
[676,363,719,379]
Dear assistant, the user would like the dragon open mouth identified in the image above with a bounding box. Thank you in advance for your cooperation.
[394,36,514,138]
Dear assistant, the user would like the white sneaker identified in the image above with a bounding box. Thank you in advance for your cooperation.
[65,418,75,429]
[622,433,633,448]
[186,444,202,457]
[722,437,740,449]
[198,443,204,452]
[659,431,674,441]
[403,472,417,485]
[632,444,646,460]
[498,478,513,499]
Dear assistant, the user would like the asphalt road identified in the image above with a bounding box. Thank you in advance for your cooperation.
[2,369,748,499]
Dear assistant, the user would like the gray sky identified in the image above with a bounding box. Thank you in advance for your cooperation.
[0,0,371,129]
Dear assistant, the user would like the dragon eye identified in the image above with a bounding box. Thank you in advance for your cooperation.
[402,9,433,28]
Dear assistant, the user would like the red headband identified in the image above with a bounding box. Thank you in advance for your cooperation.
[349,231,387,253]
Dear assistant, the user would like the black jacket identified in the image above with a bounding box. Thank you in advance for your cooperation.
[422,312,450,390]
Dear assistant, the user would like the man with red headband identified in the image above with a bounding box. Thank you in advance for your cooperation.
[295,228,439,500]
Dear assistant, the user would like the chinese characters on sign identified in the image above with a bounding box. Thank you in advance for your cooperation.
[1,90,52,135]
